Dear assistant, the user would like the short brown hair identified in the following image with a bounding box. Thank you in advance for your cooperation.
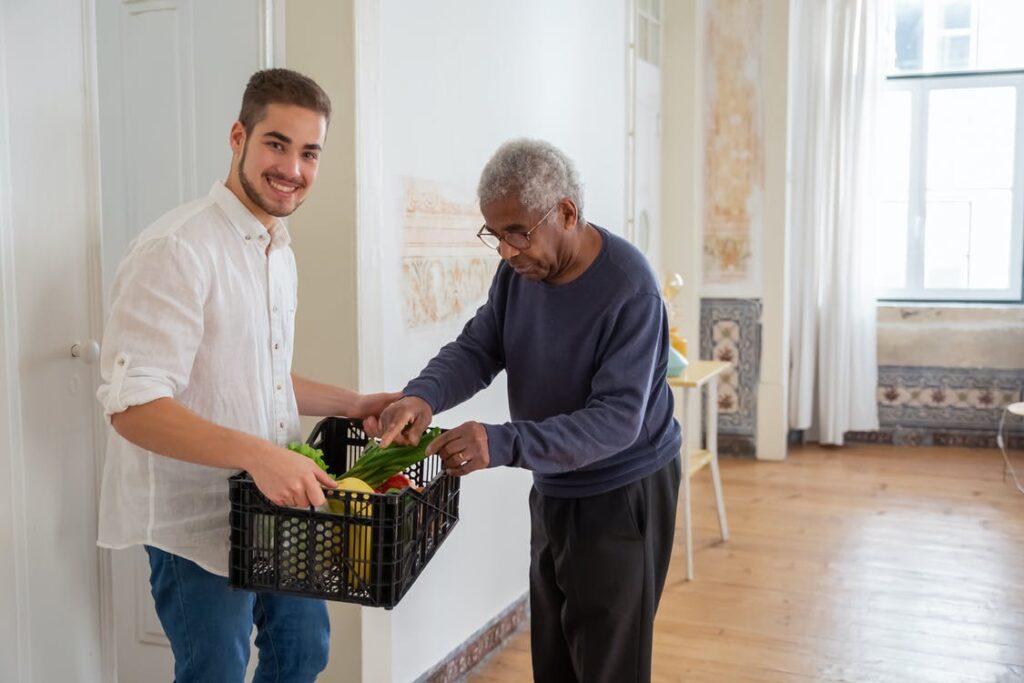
[237,68,331,135]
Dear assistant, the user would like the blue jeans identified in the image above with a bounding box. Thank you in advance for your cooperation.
[145,546,330,683]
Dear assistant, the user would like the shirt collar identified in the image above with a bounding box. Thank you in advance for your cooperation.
[209,180,292,252]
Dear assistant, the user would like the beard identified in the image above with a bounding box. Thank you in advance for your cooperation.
[237,142,305,218]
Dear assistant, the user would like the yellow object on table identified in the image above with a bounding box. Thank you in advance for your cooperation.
[669,327,688,357]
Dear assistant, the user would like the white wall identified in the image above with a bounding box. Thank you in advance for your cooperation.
[662,0,790,460]
[0,15,25,681]
[756,2,790,461]
[661,0,705,452]
[355,1,631,680]
[284,1,365,672]
[878,305,1024,368]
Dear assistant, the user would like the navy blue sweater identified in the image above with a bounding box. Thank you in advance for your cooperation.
[403,226,681,497]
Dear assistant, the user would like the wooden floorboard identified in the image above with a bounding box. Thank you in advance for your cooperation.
[468,444,1024,682]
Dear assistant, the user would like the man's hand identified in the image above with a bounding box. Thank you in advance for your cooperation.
[247,445,338,508]
[426,421,489,477]
[291,374,402,420]
[366,396,434,447]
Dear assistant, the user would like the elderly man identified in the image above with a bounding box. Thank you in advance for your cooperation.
[368,138,681,682]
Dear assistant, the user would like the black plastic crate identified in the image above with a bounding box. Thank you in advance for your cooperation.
[228,417,459,609]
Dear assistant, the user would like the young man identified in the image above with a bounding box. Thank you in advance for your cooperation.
[96,69,396,682]
[368,139,682,682]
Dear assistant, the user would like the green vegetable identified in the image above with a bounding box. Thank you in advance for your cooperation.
[287,442,333,476]
[339,428,442,490]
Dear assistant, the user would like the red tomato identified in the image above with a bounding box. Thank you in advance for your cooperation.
[375,473,413,493]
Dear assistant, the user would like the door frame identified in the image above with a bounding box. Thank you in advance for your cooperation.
[83,0,117,679]
[0,12,33,682]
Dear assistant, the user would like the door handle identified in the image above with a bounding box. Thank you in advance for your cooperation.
[70,339,100,365]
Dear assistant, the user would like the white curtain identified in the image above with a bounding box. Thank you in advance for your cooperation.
[789,0,881,445]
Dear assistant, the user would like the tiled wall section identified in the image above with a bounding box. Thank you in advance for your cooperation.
[847,366,1024,449]
[699,302,1024,453]
[700,298,762,456]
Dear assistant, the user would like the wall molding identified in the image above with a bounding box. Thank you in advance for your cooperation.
[354,0,385,393]
[81,1,120,679]
[259,0,285,68]
[416,595,528,683]
[0,11,32,681]
[352,7,390,680]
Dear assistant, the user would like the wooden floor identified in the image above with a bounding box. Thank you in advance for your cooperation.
[469,444,1024,682]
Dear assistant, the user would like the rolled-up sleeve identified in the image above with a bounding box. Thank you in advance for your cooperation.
[96,235,207,421]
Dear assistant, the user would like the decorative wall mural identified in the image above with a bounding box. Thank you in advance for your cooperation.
[401,178,498,330]
[702,0,763,288]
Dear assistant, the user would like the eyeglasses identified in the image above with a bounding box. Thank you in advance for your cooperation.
[476,204,557,251]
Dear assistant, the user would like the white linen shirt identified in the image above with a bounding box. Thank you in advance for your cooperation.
[96,180,301,577]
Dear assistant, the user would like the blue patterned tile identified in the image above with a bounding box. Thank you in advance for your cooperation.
[876,365,1023,430]
[700,298,762,437]
[845,365,1024,449]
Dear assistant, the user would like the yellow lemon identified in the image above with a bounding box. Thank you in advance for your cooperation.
[329,477,374,590]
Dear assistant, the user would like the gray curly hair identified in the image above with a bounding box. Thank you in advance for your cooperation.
[477,138,585,227]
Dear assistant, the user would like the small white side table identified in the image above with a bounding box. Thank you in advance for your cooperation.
[668,359,732,581]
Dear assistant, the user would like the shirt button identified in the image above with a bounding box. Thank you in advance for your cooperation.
[245,235,252,241]
[273,343,280,350]
[276,384,282,391]
[272,305,278,313]
[279,422,285,429]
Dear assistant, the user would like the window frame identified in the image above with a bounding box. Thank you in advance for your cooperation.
[877,68,1024,303]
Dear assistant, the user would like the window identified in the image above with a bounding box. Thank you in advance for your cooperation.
[876,0,1024,301]
[636,0,661,67]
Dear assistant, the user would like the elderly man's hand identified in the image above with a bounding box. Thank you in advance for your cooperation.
[369,395,434,447]
[427,421,489,477]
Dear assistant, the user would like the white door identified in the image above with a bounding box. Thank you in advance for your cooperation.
[634,58,663,268]
[94,1,274,679]
[0,2,109,682]
[632,1,663,268]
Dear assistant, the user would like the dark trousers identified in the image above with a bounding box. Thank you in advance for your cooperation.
[529,457,681,683]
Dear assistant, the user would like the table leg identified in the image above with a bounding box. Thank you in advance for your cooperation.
[707,377,729,541]
[682,386,693,581]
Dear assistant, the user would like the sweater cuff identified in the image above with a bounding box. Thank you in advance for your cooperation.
[401,384,440,415]
[483,423,514,468]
